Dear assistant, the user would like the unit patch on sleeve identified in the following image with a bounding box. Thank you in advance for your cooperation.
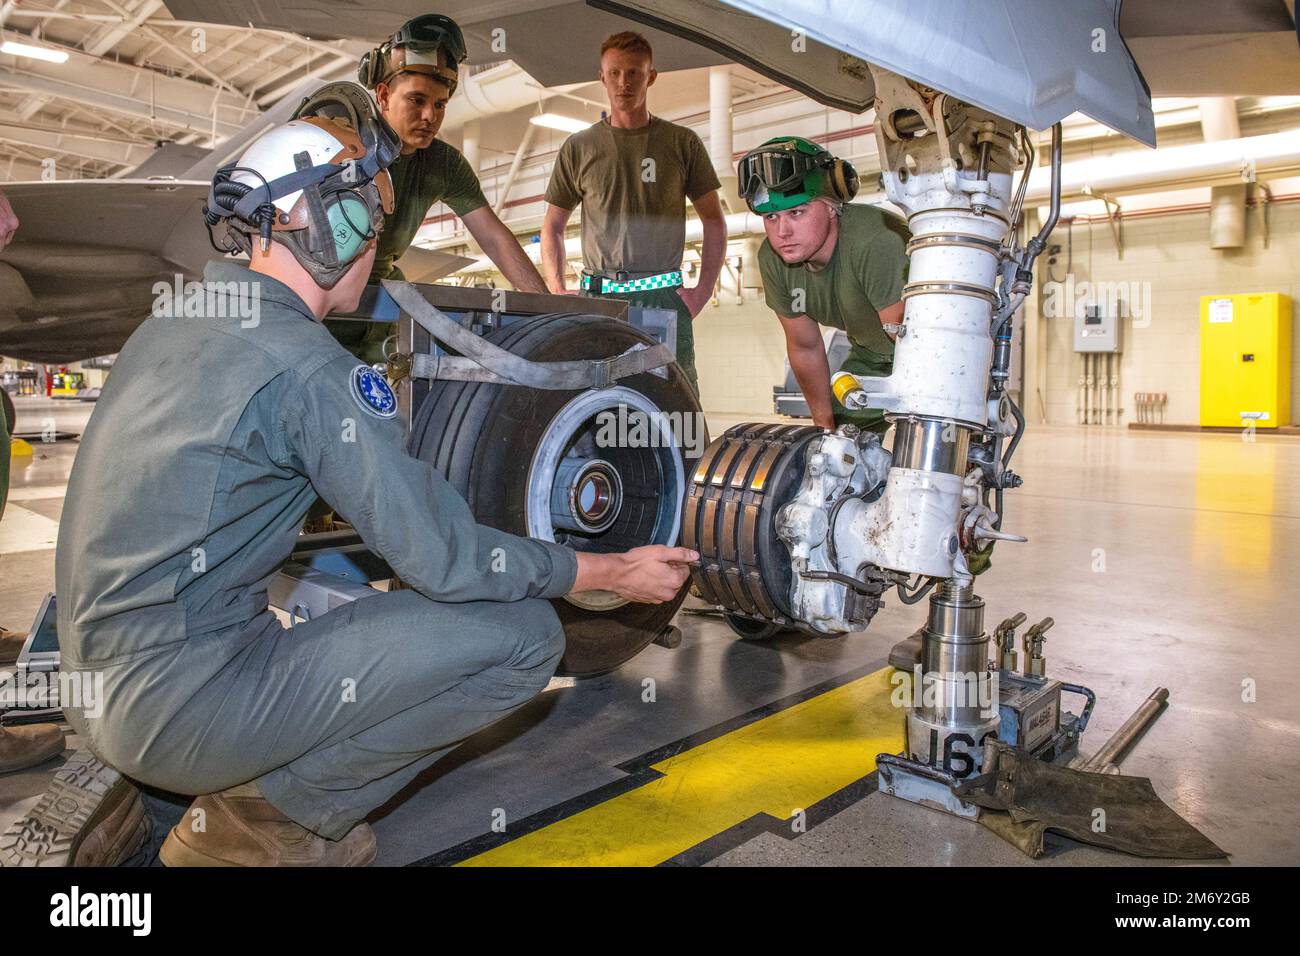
[350,364,398,419]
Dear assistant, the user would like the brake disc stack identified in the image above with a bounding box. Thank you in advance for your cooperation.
[683,422,822,629]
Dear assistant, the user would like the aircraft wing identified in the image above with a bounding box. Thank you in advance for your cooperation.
[167,0,1297,142]
[0,78,351,365]
[0,180,213,364]
[394,247,478,283]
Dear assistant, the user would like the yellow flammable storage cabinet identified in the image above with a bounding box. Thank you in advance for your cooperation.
[1200,292,1292,428]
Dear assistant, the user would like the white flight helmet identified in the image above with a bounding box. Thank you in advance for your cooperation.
[203,82,398,289]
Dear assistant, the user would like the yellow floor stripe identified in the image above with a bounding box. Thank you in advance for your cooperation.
[459,666,904,867]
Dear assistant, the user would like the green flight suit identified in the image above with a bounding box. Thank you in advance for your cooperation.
[55,259,577,839]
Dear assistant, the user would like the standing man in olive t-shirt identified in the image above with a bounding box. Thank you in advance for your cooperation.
[739,137,910,433]
[332,14,549,363]
[540,31,726,395]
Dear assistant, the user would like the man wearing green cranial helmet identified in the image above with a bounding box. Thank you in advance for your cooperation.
[738,138,993,574]
[739,136,911,435]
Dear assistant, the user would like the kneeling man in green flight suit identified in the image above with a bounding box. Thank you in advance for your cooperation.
[45,86,694,867]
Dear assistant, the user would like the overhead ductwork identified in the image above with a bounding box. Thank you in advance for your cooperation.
[1199,98,1246,249]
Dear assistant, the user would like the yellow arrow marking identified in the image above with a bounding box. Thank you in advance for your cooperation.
[459,666,903,866]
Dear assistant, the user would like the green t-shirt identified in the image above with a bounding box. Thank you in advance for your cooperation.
[370,139,488,283]
[544,116,720,278]
[324,140,487,361]
[759,203,911,362]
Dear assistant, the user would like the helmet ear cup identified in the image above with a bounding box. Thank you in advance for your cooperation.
[323,193,373,264]
[828,158,859,202]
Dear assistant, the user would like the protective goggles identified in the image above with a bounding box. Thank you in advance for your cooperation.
[393,14,467,64]
[737,143,825,199]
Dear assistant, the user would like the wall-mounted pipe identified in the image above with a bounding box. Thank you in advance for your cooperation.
[1024,128,1300,203]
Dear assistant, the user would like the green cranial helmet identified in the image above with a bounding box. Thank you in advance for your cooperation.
[737,136,859,214]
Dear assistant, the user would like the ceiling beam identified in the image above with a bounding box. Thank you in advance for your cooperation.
[253,56,355,107]
[0,128,137,169]
[0,26,254,138]
[0,111,154,148]
[84,0,165,57]
[0,68,246,139]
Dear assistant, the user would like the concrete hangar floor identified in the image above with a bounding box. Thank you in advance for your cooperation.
[2,397,1297,866]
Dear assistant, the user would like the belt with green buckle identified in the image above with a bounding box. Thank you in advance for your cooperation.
[581,270,683,294]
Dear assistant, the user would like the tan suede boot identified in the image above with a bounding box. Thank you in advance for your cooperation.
[160,782,376,867]
[0,629,27,668]
[0,723,64,774]
[0,748,148,866]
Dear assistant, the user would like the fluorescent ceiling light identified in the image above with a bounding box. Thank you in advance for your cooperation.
[529,113,592,134]
[1,40,70,63]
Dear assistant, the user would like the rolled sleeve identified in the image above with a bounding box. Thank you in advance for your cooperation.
[440,148,488,218]
[683,131,722,202]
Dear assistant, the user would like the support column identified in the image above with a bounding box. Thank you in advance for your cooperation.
[460,118,481,177]
[709,66,741,212]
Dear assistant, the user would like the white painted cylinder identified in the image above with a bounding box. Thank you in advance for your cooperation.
[837,468,966,578]
[709,66,733,175]
[1209,183,1247,248]
[461,118,481,175]
[890,206,1005,424]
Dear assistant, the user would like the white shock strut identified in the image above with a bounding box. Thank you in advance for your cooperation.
[827,69,1021,583]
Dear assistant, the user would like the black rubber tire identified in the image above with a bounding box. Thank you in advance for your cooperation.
[1,389,14,438]
[409,312,702,677]
[724,613,792,641]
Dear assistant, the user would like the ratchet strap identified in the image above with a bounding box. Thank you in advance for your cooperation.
[381,279,673,389]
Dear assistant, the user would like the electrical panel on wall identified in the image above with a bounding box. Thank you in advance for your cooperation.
[1073,304,1123,353]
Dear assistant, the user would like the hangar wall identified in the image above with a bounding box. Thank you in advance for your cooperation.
[689,198,1300,425]
[1037,198,1300,427]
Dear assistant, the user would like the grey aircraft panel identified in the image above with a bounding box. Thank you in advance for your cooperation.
[0,178,475,363]
[124,143,213,180]
[1119,0,1296,36]
[162,0,731,86]
[595,0,1157,145]
[1124,32,1300,97]
[0,181,210,363]
[165,1,1296,129]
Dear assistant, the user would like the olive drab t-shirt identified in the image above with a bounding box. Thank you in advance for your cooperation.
[326,139,487,360]
[759,203,911,363]
[544,116,720,278]
[369,139,488,283]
